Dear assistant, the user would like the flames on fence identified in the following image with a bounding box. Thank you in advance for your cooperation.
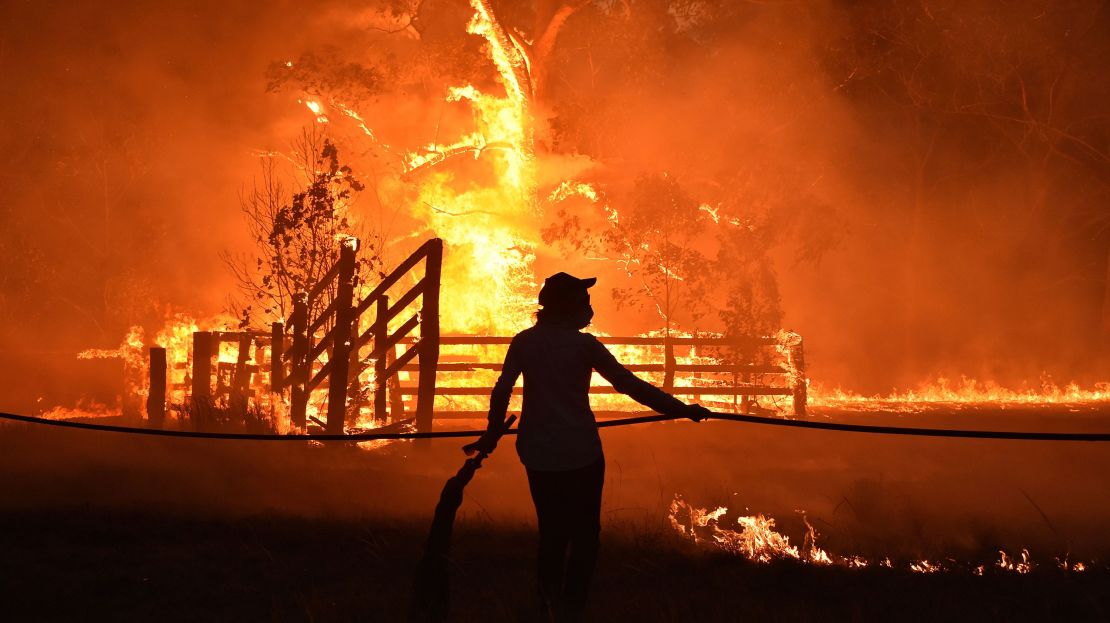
[667,496,1092,575]
[61,311,1110,427]
[65,311,809,430]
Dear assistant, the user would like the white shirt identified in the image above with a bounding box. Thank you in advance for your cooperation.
[488,322,687,471]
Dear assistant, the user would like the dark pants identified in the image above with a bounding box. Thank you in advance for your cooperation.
[526,456,605,620]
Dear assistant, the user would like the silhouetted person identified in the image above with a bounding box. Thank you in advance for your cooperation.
[464,272,709,622]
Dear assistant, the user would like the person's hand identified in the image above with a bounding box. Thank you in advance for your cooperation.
[684,404,712,423]
[462,435,496,456]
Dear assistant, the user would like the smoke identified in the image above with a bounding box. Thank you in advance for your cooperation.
[2,0,1109,407]
[0,0,360,410]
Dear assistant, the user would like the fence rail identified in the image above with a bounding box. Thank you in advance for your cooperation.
[390,333,807,416]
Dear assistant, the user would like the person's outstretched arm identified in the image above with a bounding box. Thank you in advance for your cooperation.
[590,337,709,421]
[464,336,524,455]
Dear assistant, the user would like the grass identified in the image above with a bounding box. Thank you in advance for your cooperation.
[2,508,1108,622]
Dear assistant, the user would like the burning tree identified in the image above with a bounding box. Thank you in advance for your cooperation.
[246,0,836,344]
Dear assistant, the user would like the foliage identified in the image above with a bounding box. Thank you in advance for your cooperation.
[543,173,783,338]
[225,129,379,328]
[266,46,384,108]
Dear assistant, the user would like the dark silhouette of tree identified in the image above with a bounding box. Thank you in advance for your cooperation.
[225,129,380,328]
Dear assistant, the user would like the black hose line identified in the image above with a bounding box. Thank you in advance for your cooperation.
[2,410,1109,442]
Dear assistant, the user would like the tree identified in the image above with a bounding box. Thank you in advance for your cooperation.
[543,173,785,339]
[264,0,835,341]
[225,129,379,328]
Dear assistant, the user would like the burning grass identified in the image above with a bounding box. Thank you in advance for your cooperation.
[810,377,1110,413]
[667,495,1097,576]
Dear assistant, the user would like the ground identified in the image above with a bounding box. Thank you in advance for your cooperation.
[3,509,1108,622]
[2,407,1110,621]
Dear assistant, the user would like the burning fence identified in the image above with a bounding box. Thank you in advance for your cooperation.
[101,236,808,434]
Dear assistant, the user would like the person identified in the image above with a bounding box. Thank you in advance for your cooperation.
[463,272,711,621]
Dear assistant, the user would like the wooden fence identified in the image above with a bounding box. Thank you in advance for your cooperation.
[147,237,807,434]
[392,334,806,419]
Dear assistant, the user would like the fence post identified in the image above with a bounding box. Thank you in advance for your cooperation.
[230,333,251,423]
[741,348,751,414]
[346,349,366,424]
[415,239,443,443]
[291,295,309,429]
[270,322,284,392]
[191,331,213,429]
[325,238,359,434]
[792,338,808,417]
[147,347,167,429]
[386,344,405,421]
[373,295,389,423]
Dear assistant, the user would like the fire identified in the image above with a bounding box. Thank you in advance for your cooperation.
[54,0,1110,430]
[997,549,1034,574]
[465,0,532,116]
[1057,559,1086,573]
[668,496,833,565]
[41,400,121,421]
[388,0,538,335]
[809,378,1110,412]
[301,99,328,123]
[669,495,1091,575]
[548,181,599,204]
[909,560,942,574]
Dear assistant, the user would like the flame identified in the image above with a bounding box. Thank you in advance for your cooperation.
[41,400,121,421]
[669,495,1092,575]
[810,377,1110,412]
[394,0,537,334]
[997,549,1034,574]
[465,0,531,107]
[909,560,942,574]
[301,99,328,123]
[668,495,831,565]
[548,181,599,204]
[56,0,1110,432]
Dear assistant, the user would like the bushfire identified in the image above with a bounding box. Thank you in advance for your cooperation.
[668,496,1094,575]
[5,3,1109,616]
[57,0,1109,430]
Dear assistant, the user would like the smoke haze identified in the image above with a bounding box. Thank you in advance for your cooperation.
[2,0,1109,409]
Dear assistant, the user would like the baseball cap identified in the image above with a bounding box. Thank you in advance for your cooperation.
[538,272,596,308]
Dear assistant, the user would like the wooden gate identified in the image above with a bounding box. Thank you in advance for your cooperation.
[269,237,443,434]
